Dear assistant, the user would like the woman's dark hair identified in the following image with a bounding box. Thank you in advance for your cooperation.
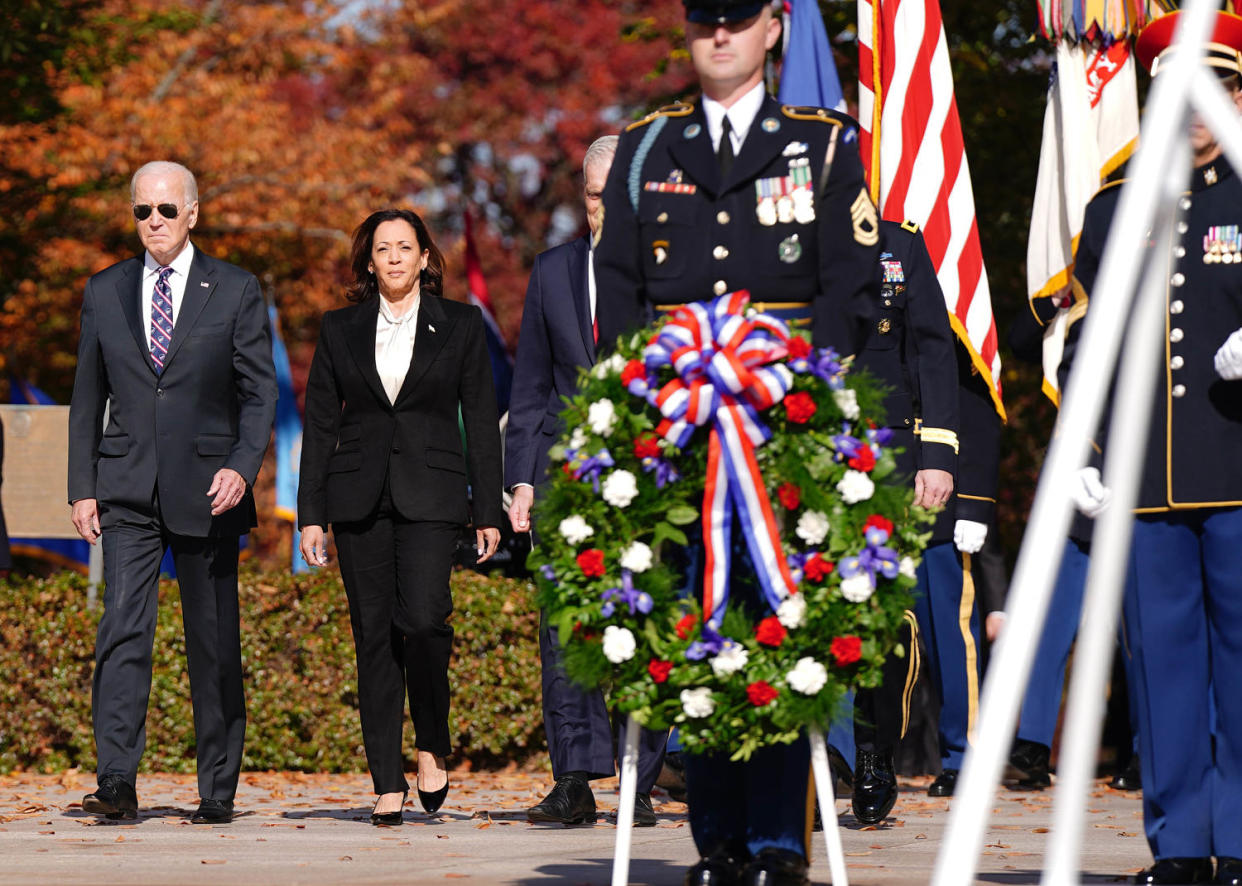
[346,208,445,302]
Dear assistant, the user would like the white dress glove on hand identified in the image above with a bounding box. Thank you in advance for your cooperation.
[953,519,988,554]
[1071,466,1111,518]
[1215,328,1242,379]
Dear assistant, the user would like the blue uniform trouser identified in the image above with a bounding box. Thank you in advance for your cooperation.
[913,541,981,771]
[1126,511,1242,860]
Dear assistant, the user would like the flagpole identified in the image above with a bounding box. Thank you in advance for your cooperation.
[808,729,849,886]
[610,715,640,886]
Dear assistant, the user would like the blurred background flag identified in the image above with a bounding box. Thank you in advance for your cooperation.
[464,211,513,415]
[858,0,1005,421]
[269,303,309,573]
[778,0,847,111]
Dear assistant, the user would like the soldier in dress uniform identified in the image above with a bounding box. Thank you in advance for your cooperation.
[593,1,878,883]
[1061,12,1242,885]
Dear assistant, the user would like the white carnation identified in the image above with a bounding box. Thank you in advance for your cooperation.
[834,388,860,420]
[602,625,636,663]
[837,469,875,504]
[601,469,639,508]
[709,640,749,677]
[569,426,588,450]
[558,515,594,545]
[840,573,875,603]
[787,657,829,695]
[620,541,653,573]
[776,594,807,629]
[795,510,830,546]
[587,398,618,436]
[899,556,918,580]
[591,353,627,379]
[680,687,716,718]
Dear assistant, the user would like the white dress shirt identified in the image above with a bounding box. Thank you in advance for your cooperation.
[701,81,766,156]
[142,242,195,337]
[375,294,420,404]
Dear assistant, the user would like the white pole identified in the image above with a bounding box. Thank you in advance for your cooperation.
[88,543,103,609]
[931,3,1222,883]
[808,729,850,885]
[611,715,641,886]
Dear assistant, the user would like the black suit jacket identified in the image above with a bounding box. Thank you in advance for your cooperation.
[67,248,277,537]
[504,236,594,492]
[298,294,504,530]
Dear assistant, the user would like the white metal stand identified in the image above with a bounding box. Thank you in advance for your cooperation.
[611,715,641,886]
[809,728,850,885]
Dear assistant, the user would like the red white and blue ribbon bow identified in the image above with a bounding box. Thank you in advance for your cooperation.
[634,291,798,626]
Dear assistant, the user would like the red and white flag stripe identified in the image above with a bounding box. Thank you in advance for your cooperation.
[858,0,1005,420]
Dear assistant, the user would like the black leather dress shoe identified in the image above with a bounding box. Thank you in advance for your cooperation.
[1009,739,1052,789]
[370,792,406,826]
[191,798,234,824]
[1133,857,1214,884]
[1112,755,1142,791]
[928,768,959,797]
[527,773,596,824]
[742,848,810,886]
[852,749,897,825]
[685,845,747,886]
[632,792,657,827]
[82,774,138,820]
[1214,856,1242,885]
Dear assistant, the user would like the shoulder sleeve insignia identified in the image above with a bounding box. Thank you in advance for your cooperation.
[850,188,879,246]
[780,105,845,126]
[625,101,695,132]
[900,219,920,234]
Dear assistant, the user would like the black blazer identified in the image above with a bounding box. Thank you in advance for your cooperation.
[504,236,594,492]
[298,293,504,530]
[67,249,277,537]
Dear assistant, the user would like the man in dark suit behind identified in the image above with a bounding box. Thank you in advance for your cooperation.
[68,160,277,824]
[506,136,666,827]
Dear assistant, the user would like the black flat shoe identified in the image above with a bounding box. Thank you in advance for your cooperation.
[1216,856,1242,885]
[190,798,234,824]
[82,774,138,821]
[928,768,959,797]
[852,749,897,825]
[370,792,406,826]
[528,773,596,824]
[1009,739,1052,789]
[418,777,449,814]
[1133,857,1213,884]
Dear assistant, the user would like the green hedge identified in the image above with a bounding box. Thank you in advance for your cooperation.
[0,566,545,773]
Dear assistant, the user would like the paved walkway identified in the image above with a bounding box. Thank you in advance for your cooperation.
[0,770,1149,884]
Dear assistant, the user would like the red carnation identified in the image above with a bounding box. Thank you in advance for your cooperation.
[633,432,662,459]
[831,635,863,666]
[622,359,647,387]
[746,680,779,707]
[648,659,673,683]
[675,613,698,640]
[576,548,606,578]
[777,482,801,510]
[804,553,834,582]
[784,391,817,424]
[848,446,877,472]
[863,514,894,536]
[755,616,787,647]
[787,336,812,360]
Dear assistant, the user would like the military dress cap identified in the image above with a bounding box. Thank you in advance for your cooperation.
[683,0,770,25]
[1136,10,1242,75]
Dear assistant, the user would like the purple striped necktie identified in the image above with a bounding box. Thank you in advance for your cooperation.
[150,266,174,372]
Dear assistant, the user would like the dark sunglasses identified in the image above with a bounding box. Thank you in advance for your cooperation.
[132,203,182,221]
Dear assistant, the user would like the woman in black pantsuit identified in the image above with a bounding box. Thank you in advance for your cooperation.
[298,209,503,824]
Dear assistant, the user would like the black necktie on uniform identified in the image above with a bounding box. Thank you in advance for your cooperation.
[718,116,735,179]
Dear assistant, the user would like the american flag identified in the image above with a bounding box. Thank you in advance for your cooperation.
[858,0,1005,420]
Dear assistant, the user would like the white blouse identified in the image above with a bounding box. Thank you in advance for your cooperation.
[375,295,420,404]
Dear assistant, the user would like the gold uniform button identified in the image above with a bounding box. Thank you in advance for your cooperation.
[657,211,669,223]
[713,245,729,260]
[1171,355,1185,369]
[1170,328,1184,343]
[1171,300,1184,314]
[713,279,727,295]
[1172,384,1187,398]
[717,211,731,224]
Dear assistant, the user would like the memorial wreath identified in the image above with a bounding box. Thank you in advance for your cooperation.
[531,292,932,760]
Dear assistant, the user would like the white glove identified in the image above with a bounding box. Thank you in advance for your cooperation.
[953,519,988,554]
[1215,328,1242,380]
[1070,466,1111,518]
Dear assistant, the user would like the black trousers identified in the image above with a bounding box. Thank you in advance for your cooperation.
[854,615,921,754]
[334,485,458,794]
[94,500,243,801]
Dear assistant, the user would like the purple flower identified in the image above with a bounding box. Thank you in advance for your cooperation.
[571,447,615,492]
[786,551,809,585]
[685,624,727,661]
[831,433,864,460]
[865,425,894,447]
[600,569,653,618]
[641,455,681,488]
[539,564,557,582]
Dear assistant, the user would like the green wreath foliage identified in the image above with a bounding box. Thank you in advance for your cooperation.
[532,297,932,760]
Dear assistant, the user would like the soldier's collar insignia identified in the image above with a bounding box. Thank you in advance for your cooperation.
[683,123,702,139]
[761,117,780,133]
[782,141,808,157]
[1204,165,1219,186]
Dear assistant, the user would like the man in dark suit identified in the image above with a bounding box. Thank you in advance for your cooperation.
[68,160,277,824]
[506,136,666,827]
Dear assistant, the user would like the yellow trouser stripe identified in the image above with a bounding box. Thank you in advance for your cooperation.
[959,552,980,744]
[901,609,922,739]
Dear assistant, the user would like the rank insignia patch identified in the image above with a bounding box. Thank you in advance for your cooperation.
[850,189,879,246]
